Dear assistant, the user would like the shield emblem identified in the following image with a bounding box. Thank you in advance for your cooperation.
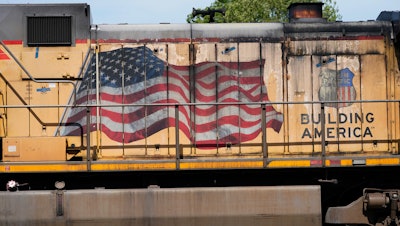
[319,67,356,108]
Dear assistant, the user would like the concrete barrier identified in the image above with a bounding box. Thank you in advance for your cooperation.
[0,185,321,226]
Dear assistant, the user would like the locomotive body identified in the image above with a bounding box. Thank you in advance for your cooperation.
[0,3,400,225]
[0,4,398,170]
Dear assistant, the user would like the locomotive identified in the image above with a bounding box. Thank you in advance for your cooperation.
[0,2,399,225]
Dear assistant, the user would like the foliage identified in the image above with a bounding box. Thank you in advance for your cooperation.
[187,0,342,23]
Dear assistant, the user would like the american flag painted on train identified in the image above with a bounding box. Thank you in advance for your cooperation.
[61,46,283,146]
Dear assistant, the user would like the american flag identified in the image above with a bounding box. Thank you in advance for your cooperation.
[61,46,283,147]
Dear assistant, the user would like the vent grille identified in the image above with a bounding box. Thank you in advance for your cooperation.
[27,16,72,46]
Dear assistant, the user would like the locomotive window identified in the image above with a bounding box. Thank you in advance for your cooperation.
[27,16,72,46]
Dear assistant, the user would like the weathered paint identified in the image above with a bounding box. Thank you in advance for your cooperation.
[0,4,398,172]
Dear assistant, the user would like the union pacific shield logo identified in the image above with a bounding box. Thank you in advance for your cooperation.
[319,67,356,108]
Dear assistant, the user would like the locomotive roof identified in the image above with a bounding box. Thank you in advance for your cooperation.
[92,21,394,43]
[0,3,397,43]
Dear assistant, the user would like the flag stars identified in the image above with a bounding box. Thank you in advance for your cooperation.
[79,47,166,91]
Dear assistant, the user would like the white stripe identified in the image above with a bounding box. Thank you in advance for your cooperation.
[194,123,262,142]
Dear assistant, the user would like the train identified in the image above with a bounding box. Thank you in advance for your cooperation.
[0,2,399,225]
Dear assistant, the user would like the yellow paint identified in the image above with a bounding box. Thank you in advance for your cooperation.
[340,159,354,166]
[366,158,399,166]
[0,164,87,172]
[180,161,263,169]
[91,162,176,171]
[268,160,311,168]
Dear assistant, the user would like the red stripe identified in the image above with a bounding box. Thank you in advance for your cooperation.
[0,54,9,60]
[0,48,9,60]
[76,39,88,44]
[2,40,22,45]
[329,160,341,166]
[311,160,322,166]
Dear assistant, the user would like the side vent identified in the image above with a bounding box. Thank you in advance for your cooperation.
[27,16,72,46]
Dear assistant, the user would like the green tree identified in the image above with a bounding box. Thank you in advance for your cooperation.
[187,0,341,23]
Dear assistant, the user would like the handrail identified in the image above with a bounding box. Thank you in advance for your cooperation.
[0,99,398,108]
[0,41,78,105]
[0,99,398,171]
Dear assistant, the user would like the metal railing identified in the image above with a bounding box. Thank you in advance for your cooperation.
[0,99,398,171]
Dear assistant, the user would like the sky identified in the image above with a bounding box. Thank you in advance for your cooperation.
[2,0,400,24]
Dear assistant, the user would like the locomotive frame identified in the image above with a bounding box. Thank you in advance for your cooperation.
[0,3,399,225]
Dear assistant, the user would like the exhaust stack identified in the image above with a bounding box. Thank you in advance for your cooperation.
[288,2,326,23]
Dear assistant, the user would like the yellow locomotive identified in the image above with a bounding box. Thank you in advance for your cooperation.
[0,3,399,225]
[0,3,398,171]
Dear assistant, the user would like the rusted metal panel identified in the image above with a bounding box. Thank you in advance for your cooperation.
[263,42,286,154]
[392,48,400,154]
[60,34,397,160]
[325,196,370,225]
[192,23,283,41]
[287,39,386,56]
[0,186,321,226]
[95,24,284,43]
[333,55,362,152]
[284,21,392,40]
[360,54,389,152]
[287,55,314,153]
[285,37,393,154]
